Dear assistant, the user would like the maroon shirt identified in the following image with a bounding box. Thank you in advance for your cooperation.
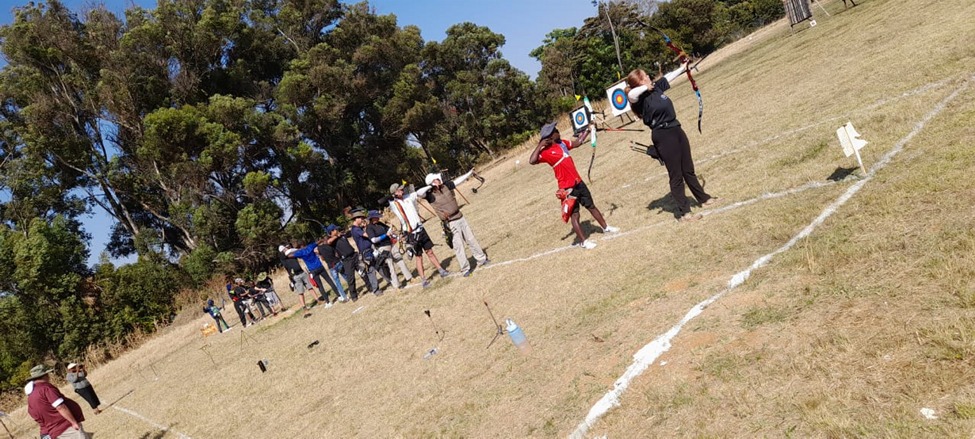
[27,380,84,437]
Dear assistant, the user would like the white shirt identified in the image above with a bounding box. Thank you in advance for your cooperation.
[389,190,426,233]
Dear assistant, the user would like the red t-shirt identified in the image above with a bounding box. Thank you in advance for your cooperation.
[538,140,582,189]
[27,380,84,437]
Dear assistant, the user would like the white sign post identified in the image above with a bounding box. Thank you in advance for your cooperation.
[836,121,868,173]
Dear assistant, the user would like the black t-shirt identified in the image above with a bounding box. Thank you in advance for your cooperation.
[256,277,272,289]
[333,234,357,259]
[230,285,249,302]
[366,222,392,247]
[279,251,303,276]
[319,241,340,267]
[635,77,680,130]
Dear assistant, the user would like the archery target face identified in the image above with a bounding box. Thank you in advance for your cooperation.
[571,107,590,131]
[605,81,631,116]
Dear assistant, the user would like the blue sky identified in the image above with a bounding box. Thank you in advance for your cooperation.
[0,0,597,266]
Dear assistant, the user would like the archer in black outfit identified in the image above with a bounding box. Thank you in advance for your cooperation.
[626,66,717,222]
[326,225,361,301]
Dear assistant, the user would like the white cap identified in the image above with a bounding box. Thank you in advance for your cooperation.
[278,245,286,252]
[67,363,78,369]
[425,173,442,186]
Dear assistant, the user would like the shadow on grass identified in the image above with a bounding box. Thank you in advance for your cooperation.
[101,388,134,410]
[134,423,182,439]
[560,220,600,242]
[827,166,858,182]
[646,193,681,219]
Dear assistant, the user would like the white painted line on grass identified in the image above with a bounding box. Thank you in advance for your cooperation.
[570,77,970,439]
[392,178,840,301]
[114,405,192,439]
[702,180,837,217]
[352,305,366,314]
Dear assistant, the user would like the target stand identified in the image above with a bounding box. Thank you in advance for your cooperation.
[593,80,639,132]
[570,105,592,134]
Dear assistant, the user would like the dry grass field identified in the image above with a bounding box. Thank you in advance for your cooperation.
[5,0,975,437]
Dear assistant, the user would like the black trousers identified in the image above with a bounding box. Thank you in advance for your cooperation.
[252,295,273,318]
[340,256,359,300]
[652,126,711,217]
[211,314,230,331]
[232,300,252,326]
[75,385,101,409]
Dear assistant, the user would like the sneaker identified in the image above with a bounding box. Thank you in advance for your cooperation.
[702,197,720,207]
[603,225,620,234]
[581,239,597,250]
[351,296,359,302]
[462,270,472,277]
[224,327,233,332]
[374,290,384,297]
[439,269,450,278]
[678,213,703,223]
[422,279,431,288]
[480,259,491,267]
[323,301,333,309]
[337,296,348,303]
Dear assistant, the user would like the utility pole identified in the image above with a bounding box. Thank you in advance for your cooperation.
[596,1,625,77]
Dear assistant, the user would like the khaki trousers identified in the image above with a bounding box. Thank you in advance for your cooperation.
[448,217,486,273]
[377,245,413,288]
[58,426,89,439]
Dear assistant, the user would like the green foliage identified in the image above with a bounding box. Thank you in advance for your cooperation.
[98,258,186,338]
[181,244,219,286]
[532,0,785,101]
[0,216,93,390]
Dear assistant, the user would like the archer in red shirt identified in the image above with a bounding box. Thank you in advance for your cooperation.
[530,123,619,249]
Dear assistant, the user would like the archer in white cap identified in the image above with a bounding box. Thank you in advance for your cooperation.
[422,169,490,277]
[66,362,102,414]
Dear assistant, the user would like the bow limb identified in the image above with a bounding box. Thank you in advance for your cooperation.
[650,26,704,132]
[582,96,597,183]
[586,124,597,183]
[470,171,485,194]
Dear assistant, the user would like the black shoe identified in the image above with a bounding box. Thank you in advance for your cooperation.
[374,290,384,297]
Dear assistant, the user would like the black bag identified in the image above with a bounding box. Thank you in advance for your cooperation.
[644,144,664,166]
